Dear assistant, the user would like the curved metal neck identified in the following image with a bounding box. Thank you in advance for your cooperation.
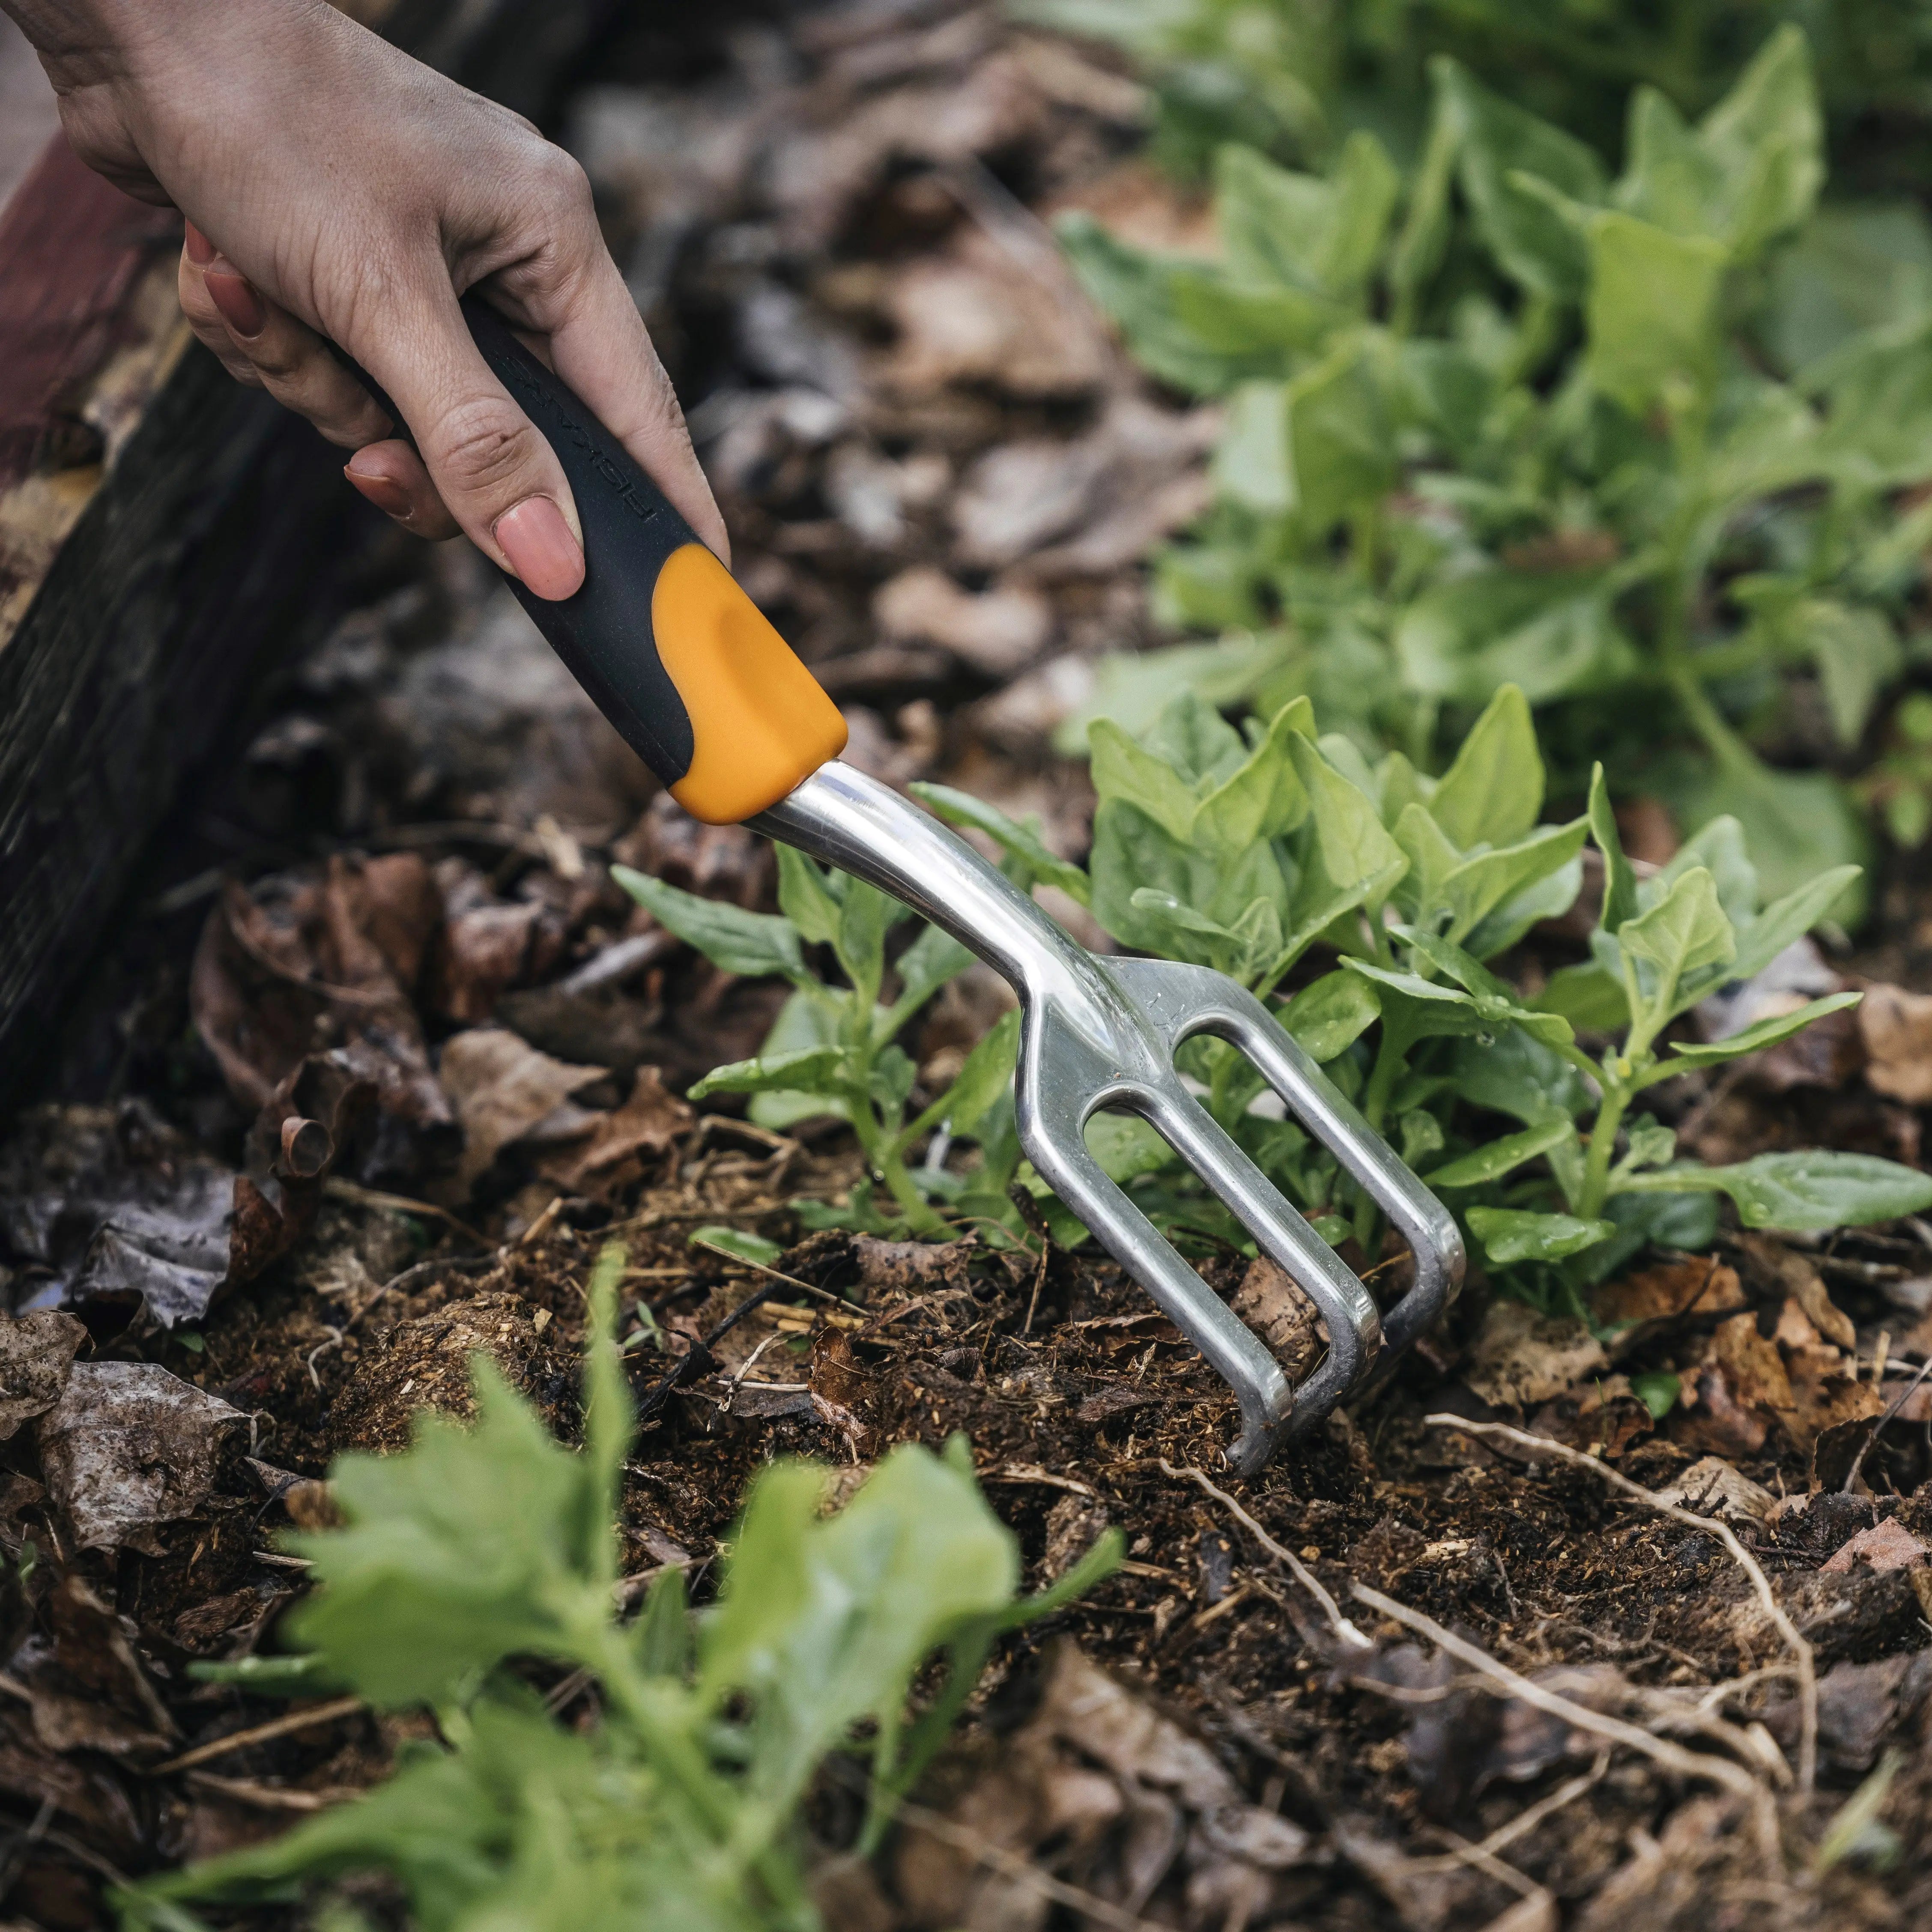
[749,761,1114,1016]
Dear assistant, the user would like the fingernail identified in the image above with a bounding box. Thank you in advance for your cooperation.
[206,266,265,338]
[184,221,215,266]
[493,496,584,600]
[345,462,414,521]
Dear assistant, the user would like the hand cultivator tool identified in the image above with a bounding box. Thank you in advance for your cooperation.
[458,299,1463,1471]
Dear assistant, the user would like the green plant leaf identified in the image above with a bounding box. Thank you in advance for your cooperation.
[1617,24,1821,262]
[1395,575,1638,706]
[612,866,807,985]
[1193,697,1317,853]
[1617,865,1736,1040]
[698,1446,1019,1808]
[1584,211,1729,415]
[1807,600,1903,747]
[1587,763,1639,934]
[1436,55,1607,298]
[689,1226,784,1267]
[1466,1206,1616,1265]
[1424,1115,1577,1189]
[935,1008,1022,1139]
[1662,991,1862,1069]
[689,1045,851,1103]
[1432,819,1589,949]
[1621,1150,1932,1230]
[880,923,977,1041]
[1056,213,1304,394]
[1446,1030,1596,1124]
[285,1362,608,1709]
[1281,337,1397,533]
[1216,131,1399,299]
[1427,684,1543,848]
[1279,970,1380,1062]
[1286,732,1408,908]
[1630,1371,1682,1418]
[1089,717,1209,844]
[773,846,843,950]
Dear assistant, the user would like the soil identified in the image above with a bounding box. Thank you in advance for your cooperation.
[3,5,1932,1929]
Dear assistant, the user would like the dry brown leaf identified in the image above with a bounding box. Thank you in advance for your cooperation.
[1592,1257,1744,1334]
[872,565,1053,678]
[1653,1456,1776,1524]
[1820,1518,1929,1574]
[1229,1255,1326,1382]
[1732,1233,1855,1347]
[1858,981,1932,1102]
[437,1027,609,1191]
[537,1066,694,1198]
[1462,1301,1607,1409]
[882,229,1110,400]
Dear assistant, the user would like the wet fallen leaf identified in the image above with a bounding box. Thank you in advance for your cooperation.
[0,1310,87,1438]
[0,1104,245,1327]
[36,1362,245,1553]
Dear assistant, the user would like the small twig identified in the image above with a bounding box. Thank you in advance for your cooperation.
[888,1792,1169,1932]
[150,1696,365,1777]
[304,1326,344,1392]
[1426,1413,1817,1798]
[184,1771,357,1813]
[512,1194,567,1249]
[1159,1460,1374,1653]
[1409,1756,1609,1873]
[1350,1583,1774,1843]
[322,1177,490,1248]
[1841,1354,1932,1495]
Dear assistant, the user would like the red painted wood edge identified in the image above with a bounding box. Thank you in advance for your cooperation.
[0,135,179,493]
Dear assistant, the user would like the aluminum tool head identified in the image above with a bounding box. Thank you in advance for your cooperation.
[752,761,1464,1474]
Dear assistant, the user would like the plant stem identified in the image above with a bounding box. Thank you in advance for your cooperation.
[1578,1073,1631,1221]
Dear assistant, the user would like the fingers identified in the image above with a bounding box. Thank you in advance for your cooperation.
[484,167,729,567]
[352,281,588,600]
[180,224,392,451]
[344,442,462,540]
[536,246,731,568]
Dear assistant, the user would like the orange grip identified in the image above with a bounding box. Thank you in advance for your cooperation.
[650,543,848,824]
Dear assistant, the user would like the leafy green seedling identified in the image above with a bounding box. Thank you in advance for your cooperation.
[613,859,1020,1239]
[932,682,1930,1299]
[1054,26,1932,897]
[124,1245,1120,1932]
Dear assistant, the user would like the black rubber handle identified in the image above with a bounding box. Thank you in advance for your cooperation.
[456,296,699,788]
[331,300,702,789]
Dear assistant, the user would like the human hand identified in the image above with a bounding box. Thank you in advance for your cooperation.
[9,0,726,597]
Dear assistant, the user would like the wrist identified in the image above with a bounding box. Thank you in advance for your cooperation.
[4,0,269,91]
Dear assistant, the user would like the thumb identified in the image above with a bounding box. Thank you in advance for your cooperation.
[362,283,585,600]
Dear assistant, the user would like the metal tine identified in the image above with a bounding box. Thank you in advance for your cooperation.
[1132,1080,1380,1438]
[1108,959,1466,1359]
[1021,1123,1293,1475]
